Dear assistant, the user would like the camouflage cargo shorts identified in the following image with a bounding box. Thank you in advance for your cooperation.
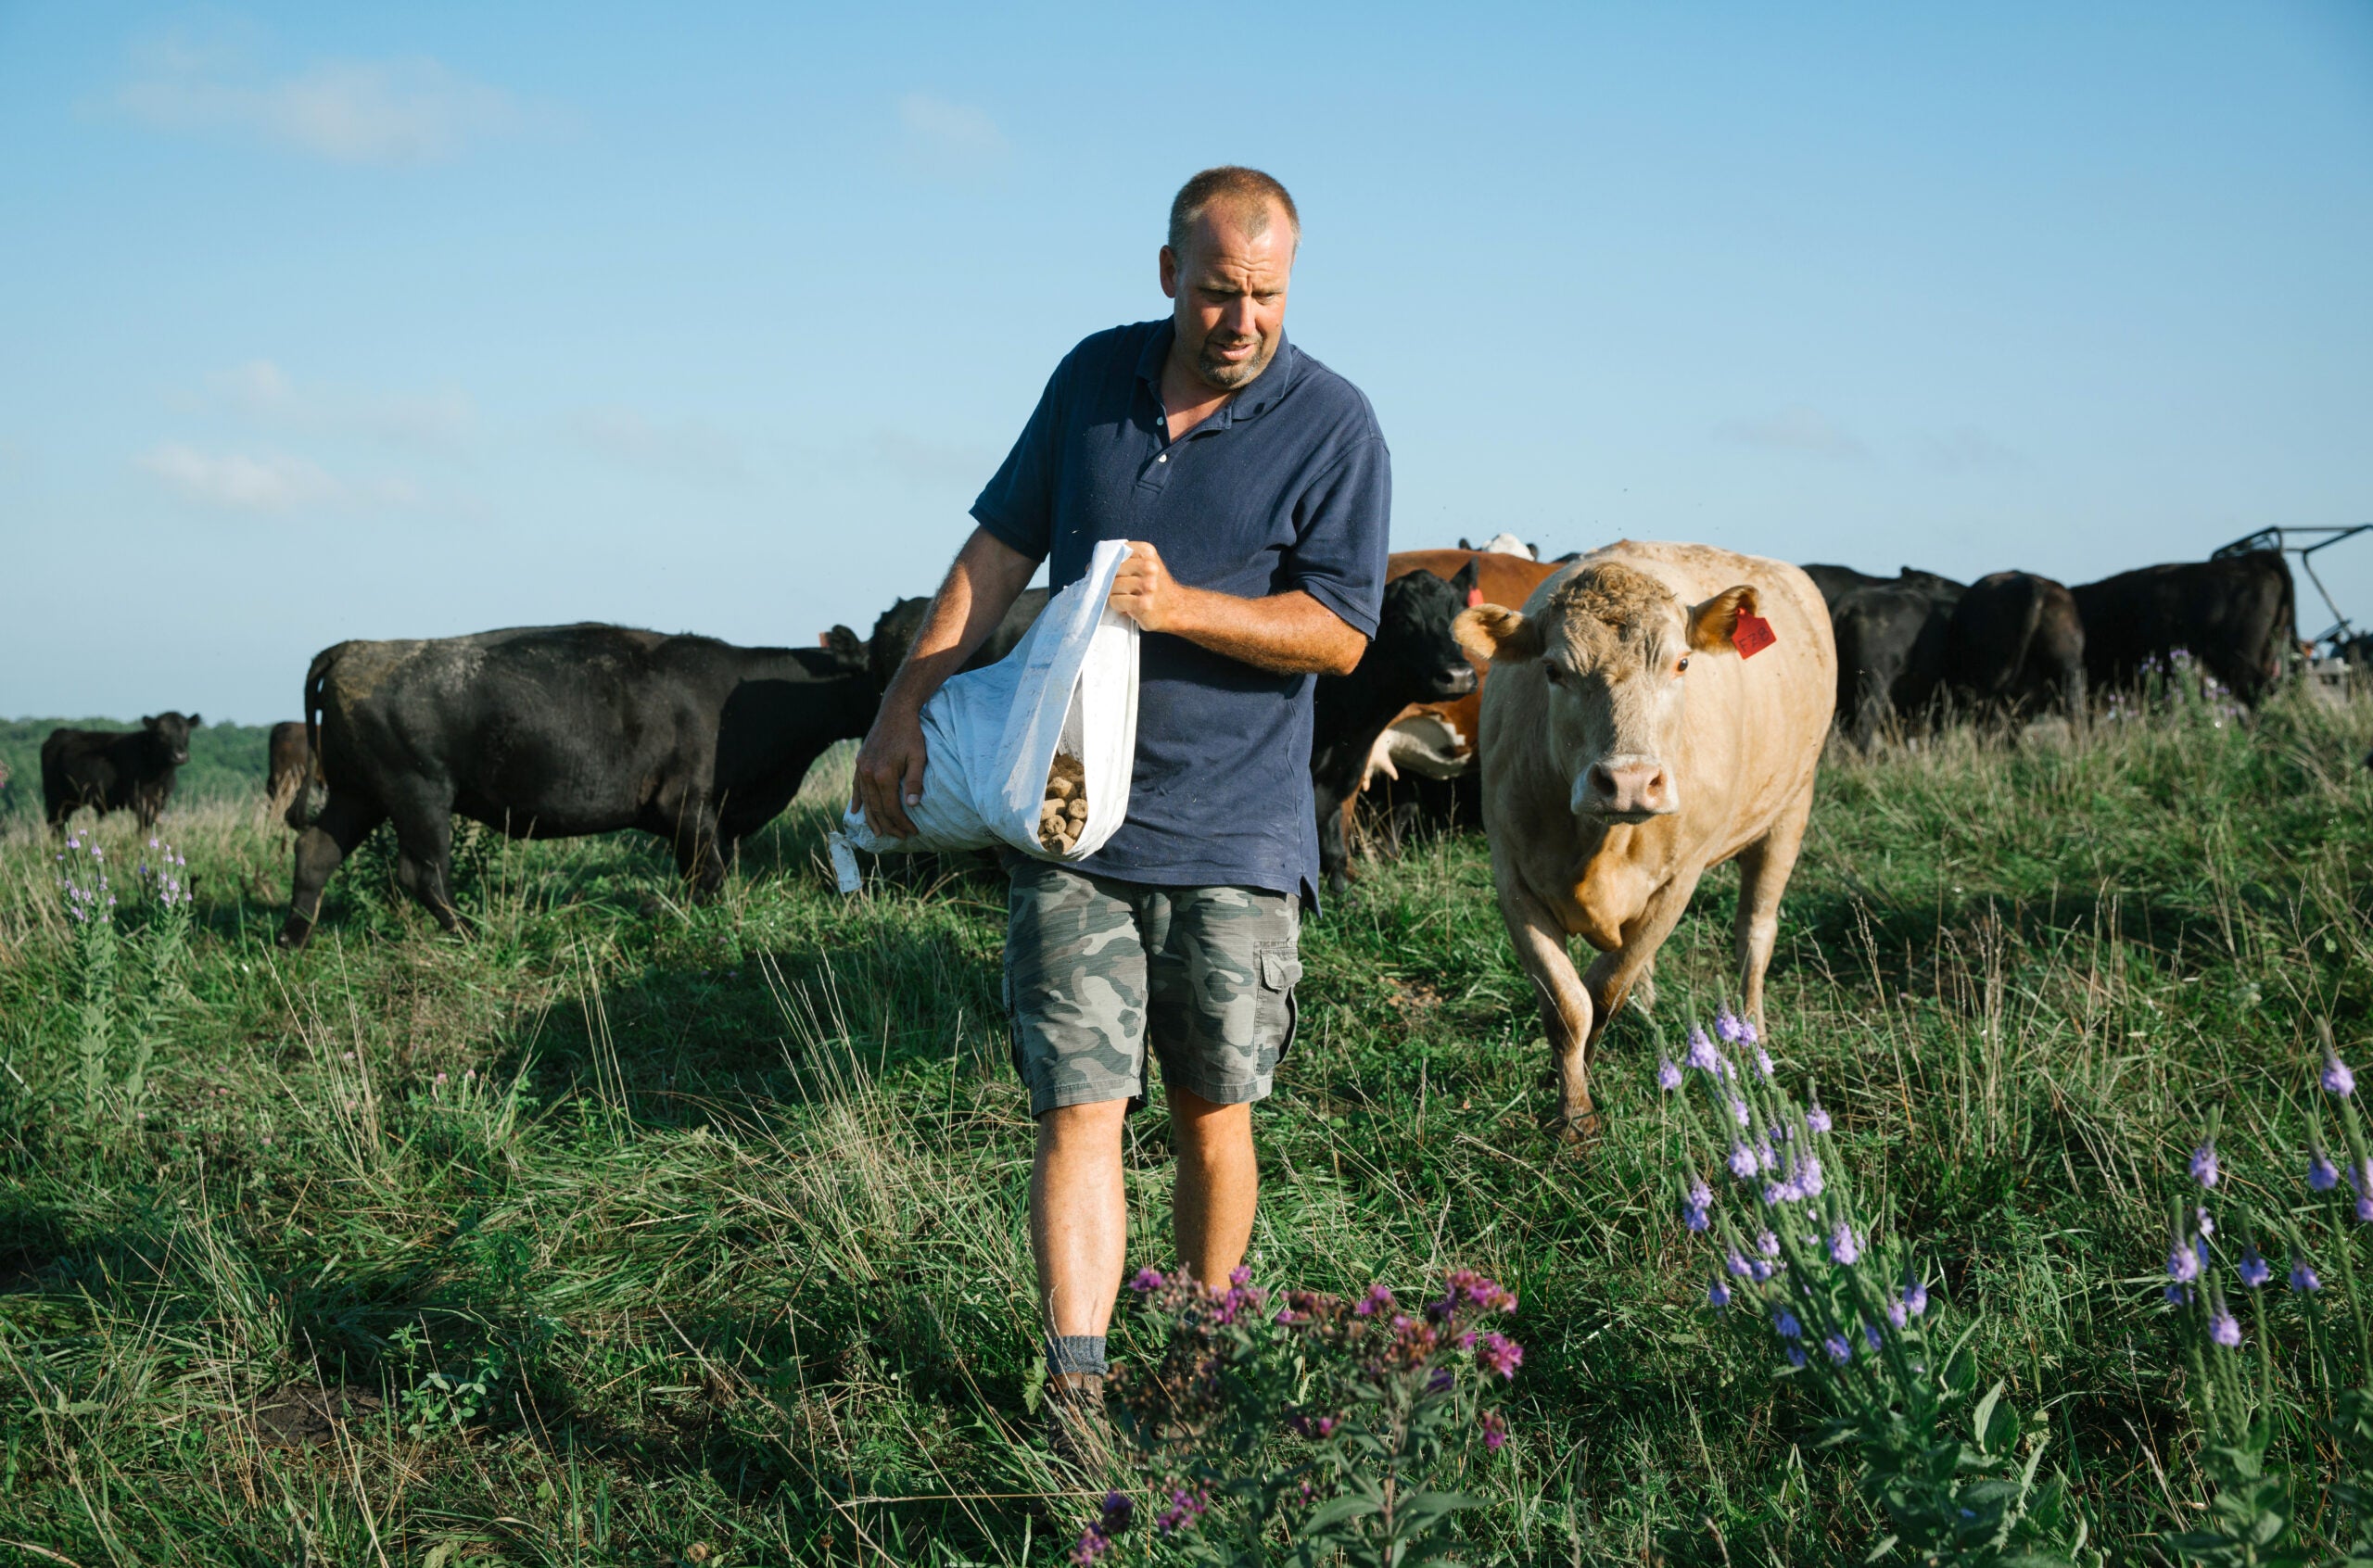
[1003,857,1303,1117]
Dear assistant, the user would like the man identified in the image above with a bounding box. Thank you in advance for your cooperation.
[852,166,1390,1451]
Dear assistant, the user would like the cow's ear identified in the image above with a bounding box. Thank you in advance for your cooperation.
[1455,604,1542,664]
[140,714,155,727]
[1687,586,1762,654]
[820,626,867,671]
[1448,558,1479,602]
[187,714,202,727]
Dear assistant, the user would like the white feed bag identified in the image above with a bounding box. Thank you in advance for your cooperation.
[835,538,1138,880]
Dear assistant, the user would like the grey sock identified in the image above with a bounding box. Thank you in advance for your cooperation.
[1047,1334,1108,1377]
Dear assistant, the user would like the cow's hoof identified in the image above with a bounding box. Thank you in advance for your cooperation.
[275,919,312,951]
[1543,1107,1605,1145]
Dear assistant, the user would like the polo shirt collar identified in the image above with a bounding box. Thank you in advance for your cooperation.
[1136,319,1301,430]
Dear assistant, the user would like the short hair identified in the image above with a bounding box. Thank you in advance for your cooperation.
[1167,166,1301,258]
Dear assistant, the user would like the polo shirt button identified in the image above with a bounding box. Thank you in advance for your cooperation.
[1157,454,1167,462]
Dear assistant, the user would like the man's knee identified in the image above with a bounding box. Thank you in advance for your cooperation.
[1168,1087,1252,1157]
[1036,1097,1131,1152]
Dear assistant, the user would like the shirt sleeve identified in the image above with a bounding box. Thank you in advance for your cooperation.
[969,359,1068,563]
[1285,436,1391,639]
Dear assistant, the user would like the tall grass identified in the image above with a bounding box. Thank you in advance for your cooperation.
[0,689,2367,1563]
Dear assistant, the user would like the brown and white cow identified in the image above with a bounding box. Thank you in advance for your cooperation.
[1454,541,1835,1132]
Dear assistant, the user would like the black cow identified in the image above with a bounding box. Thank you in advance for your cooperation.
[847,588,1053,692]
[1801,563,1963,612]
[1816,571,1965,748]
[2070,552,2297,705]
[1311,562,1479,897]
[42,713,202,831]
[1945,571,2087,725]
[279,625,877,949]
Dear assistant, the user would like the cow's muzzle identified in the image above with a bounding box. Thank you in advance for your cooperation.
[1430,664,1479,699]
[1572,755,1677,820]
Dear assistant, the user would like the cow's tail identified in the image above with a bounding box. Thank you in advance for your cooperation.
[303,645,338,785]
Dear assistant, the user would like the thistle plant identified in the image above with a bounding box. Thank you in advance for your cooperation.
[57,831,121,1124]
[1085,1266,1523,1566]
[1661,1010,2087,1567]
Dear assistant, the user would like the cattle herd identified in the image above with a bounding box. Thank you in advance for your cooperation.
[26,534,2330,1120]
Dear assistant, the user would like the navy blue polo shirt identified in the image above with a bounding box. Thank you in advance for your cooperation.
[971,319,1391,904]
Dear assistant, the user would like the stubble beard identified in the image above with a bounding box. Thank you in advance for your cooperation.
[1196,328,1275,392]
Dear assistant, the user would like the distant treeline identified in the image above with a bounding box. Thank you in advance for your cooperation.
[0,719,272,817]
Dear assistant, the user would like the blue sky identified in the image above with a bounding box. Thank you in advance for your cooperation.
[4,1,2368,723]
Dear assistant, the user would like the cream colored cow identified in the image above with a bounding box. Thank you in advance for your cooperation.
[1454,540,1836,1132]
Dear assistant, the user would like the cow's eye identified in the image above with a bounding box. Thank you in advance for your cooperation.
[1542,662,1565,686]
[1677,657,1690,675]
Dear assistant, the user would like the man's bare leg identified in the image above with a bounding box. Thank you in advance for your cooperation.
[1171,1086,1257,1285]
[1031,1099,1131,1338]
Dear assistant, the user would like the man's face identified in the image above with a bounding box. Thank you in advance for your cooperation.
[1160,201,1292,393]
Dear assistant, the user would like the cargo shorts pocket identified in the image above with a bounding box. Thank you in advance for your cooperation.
[1254,942,1303,1076]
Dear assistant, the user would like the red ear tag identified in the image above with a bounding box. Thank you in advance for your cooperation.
[1732,611,1776,659]
[1466,588,1485,608]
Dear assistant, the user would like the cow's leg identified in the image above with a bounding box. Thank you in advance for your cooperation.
[1732,789,1815,1027]
[1316,786,1352,899]
[665,801,730,902]
[1580,866,1706,1035]
[1493,868,1598,1133]
[388,798,461,934]
[280,792,387,949]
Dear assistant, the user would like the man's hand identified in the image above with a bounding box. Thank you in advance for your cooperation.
[844,525,1040,840]
[1110,539,1367,677]
[852,702,928,840]
[1107,540,1191,631]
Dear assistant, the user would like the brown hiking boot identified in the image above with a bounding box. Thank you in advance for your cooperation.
[1043,1371,1114,1473]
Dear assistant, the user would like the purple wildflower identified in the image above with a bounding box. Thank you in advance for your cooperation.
[1726,1251,1753,1279]
[2290,1260,2320,1292]
[1805,1102,1832,1134]
[1784,1344,1807,1368]
[1354,1283,1395,1318]
[2237,1250,2269,1288]
[1708,1280,1732,1309]
[1763,1179,1800,1206]
[1683,1177,1712,1233]
[1481,1409,1509,1451]
[1828,1225,1860,1266]
[2311,1152,2341,1191]
[2165,1283,2193,1306]
[1798,1156,1826,1197]
[2190,1144,2219,1189]
[1823,1334,1852,1364]
[1862,1321,1883,1352]
[2168,1244,2200,1283]
[1774,1309,1802,1341]
[1072,1493,1134,1564]
[2325,1056,2357,1097]
[1729,1144,1758,1180]
[2196,1207,2214,1238]
[1685,1028,1719,1074]
[1885,1299,1908,1329]
[1127,1267,1166,1294]
[1477,1332,1524,1380]
[1715,1009,1746,1043]
[1754,1046,1775,1080]
[2208,1311,2240,1348]
[1154,1487,1209,1536]
[1729,1098,1751,1129]
[1902,1278,1928,1317]
[1758,1230,1781,1258]
[1656,1057,1683,1092]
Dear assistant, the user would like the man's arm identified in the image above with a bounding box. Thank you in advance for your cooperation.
[1107,540,1367,677]
[852,525,1040,838]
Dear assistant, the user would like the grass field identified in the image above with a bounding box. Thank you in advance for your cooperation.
[2,689,2369,1565]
